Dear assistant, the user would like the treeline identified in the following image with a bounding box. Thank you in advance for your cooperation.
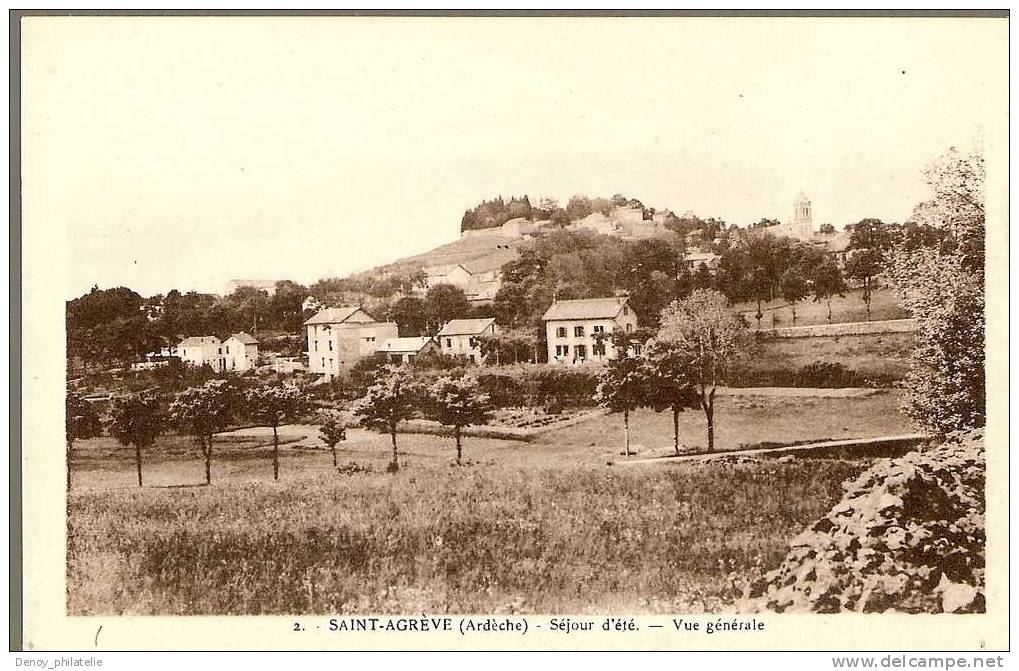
[460,193,650,232]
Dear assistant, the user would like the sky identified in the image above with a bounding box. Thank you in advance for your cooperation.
[20,16,1007,299]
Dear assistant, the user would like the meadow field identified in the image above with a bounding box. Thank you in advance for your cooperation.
[734,287,908,328]
[67,392,912,615]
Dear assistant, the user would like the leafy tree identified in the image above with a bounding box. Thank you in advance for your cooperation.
[425,284,471,333]
[245,382,307,481]
[779,267,810,323]
[319,410,348,468]
[65,390,101,491]
[641,341,700,455]
[811,260,849,324]
[391,296,428,337]
[594,355,649,457]
[426,375,493,464]
[657,290,753,452]
[844,249,883,320]
[110,392,166,487]
[888,146,985,435]
[818,223,836,235]
[351,366,420,472]
[169,379,235,485]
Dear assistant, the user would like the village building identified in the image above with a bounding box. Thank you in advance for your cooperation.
[223,332,259,372]
[177,336,226,371]
[419,250,516,304]
[762,192,815,241]
[542,296,639,365]
[683,251,722,272]
[376,336,441,364]
[304,306,398,379]
[302,295,324,313]
[224,279,279,296]
[436,317,499,363]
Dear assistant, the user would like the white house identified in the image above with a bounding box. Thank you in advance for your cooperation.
[376,336,441,364]
[436,318,498,363]
[542,297,639,365]
[177,336,226,371]
[304,306,399,379]
[223,332,259,372]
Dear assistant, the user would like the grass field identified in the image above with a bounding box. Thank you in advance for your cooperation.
[67,392,911,614]
[735,287,908,328]
[746,333,915,383]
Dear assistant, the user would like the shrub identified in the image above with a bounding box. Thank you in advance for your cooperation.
[743,428,985,613]
[477,373,527,408]
[527,368,600,408]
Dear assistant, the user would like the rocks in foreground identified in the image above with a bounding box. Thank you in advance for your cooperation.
[743,428,985,613]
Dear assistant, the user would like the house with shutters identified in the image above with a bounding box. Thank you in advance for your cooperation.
[177,336,226,371]
[541,296,639,365]
[304,306,398,379]
[223,332,259,371]
[436,317,498,363]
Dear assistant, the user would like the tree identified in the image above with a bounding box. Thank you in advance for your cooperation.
[641,340,700,455]
[594,355,649,457]
[391,296,428,337]
[109,392,166,487]
[426,375,493,464]
[424,284,471,332]
[818,223,836,235]
[888,146,985,435]
[844,249,883,320]
[657,289,753,452]
[245,382,307,481]
[351,366,419,472]
[811,260,848,324]
[169,379,235,485]
[65,390,101,491]
[319,410,348,468]
[779,266,810,324]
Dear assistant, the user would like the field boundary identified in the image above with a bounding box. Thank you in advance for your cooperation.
[756,318,918,339]
[618,433,930,465]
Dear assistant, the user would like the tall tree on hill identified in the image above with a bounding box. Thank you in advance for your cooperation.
[319,411,348,468]
[66,390,102,491]
[352,366,420,472]
[811,260,849,324]
[245,382,307,481]
[424,284,471,333]
[426,375,493,465]
[657,290,753,452]
[641,341,701,455]
[169,379,236,486]
[110,392,166,487]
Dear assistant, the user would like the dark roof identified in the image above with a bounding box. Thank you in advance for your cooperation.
[542,297,628,321]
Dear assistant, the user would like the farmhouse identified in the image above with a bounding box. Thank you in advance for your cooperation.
[542,296,639,365]
[304,306,399,379]
[376,336,441,364]
[177,336,226,371]
[223,332,259,371]
[436,317,498,363]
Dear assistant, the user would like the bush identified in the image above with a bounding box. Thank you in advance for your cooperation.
[477,373,527,407]
[743,428,985,613]
[735,361,875,388]
[526,368,600,409]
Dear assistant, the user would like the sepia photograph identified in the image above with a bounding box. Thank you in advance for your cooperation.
[12,10,1009,654]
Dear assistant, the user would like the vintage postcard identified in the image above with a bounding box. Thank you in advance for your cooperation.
[13,11,1009,653]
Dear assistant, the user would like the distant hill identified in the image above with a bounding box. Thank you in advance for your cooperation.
[371,234,525,275]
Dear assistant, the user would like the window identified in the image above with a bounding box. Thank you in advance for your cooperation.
[623,306,629,315]
[225,346,230,354]
[593,342,606,356]
[218,347,222,354]
[632,344,642,356]
[321,357,325,367]
[556,327,567,338]
[575,344,587,360]
[574,326,584,337]
[446,338,452,348]
[625,323,633,333]
[593,325,605,334]
[555,345,569,357]
[313,340,317,351]
[469,337,478,348]
[328,341,333,351]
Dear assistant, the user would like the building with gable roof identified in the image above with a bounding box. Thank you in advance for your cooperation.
[376,336,441,364]
[177,335,226,371]
[223,332,259,371]
[541,296,638,365]
[436,317,499,363]
[304,306,398,378]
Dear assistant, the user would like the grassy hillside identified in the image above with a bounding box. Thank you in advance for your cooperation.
[735,288,909,328]
[376,234,523,274]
